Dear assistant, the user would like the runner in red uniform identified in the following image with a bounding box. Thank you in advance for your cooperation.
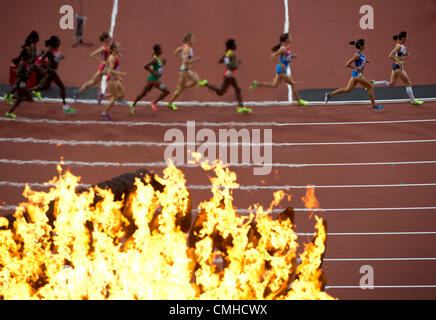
[101,42,127,120]
[74,32,112,102]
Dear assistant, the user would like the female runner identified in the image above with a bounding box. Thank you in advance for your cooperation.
[324,39,384,110]
[371,31,423,105]
[203,38,251,113]
[74,32,112,102]
[101,42,127,120]
[166,33,207,111]
[129,44,170,114]
[4,31,41,104]
[249,33,308,106]
[31,35,76,114]
[5,49,35,118]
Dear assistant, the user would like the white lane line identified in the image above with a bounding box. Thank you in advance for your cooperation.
[1,158,436,168]
[2,137,436,147]
[323,257,436,261]
[2,116,436,127]
[187,183,436,190]
[325,285,436,289]
[227,207,436,214]
[3,181,436,189]
[2,205,436,213]
[296,232,436,236]
[0,181,91,188]
[2,181,436,190]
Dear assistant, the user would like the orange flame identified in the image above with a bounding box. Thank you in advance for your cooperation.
[0,162,334,300]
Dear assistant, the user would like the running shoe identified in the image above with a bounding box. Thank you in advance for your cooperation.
[129,103,135,116]
[324,92,331,104]
[73,89,79,103]
[249,80,258,91]
[97,93,104,105]
[237,106,252,114]
[117,98,128,105]
[101,113,112,121]
[63,105,76,114]
[151,102,158,112]
[411,100,424,105]
[167,103,178,111]
[372,105,384,110]
[5,112,16,119]
[296,99,309,106]
[196,79,208,87]
[32,90,42,101]
[3,94,13,105]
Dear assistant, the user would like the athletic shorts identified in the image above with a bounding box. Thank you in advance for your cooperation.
[352,70,363,78]
[392,63,403,71]
[275,64,287,75]
[148,73,161,83]
[223,69,234,78]
[148,81,167,90]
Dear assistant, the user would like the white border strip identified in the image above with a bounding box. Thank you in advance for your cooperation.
[100,0,119,94]
[283,0,292,102]
[2,97,436,107]
[2,137,436,147]
[2,116,436,127]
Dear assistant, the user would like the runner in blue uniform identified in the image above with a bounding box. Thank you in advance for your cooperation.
[250,33,308,106]
[371,31,423,105]
[325,39,384,110]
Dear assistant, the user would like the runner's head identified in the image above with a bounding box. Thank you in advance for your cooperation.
[100,32,112,46]
[393,31,407,44]
[183,33,195,45]
[110,41,120,55]
[272,33,290,52]
[225,39,236,51]
[153,44,162,56]
[349,39,365,50]
[25,30,39,45]
[45,35,61,49]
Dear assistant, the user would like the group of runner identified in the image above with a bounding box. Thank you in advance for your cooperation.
[3,30,423,120]
[3,31,76,118]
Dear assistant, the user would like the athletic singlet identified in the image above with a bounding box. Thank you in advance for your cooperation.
[18,58,32,81]
[148,55,164,82]
[352,50,366,77]
[99,45,110,72]
[279,44,292,69]
[223,50,235,78]
[107,54,120,81]
[41,48,62,70]
[396,42,407,57]
[180,45,194,71]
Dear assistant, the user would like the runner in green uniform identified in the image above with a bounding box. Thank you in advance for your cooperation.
[129,44,170,114]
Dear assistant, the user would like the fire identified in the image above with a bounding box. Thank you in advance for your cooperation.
[0,161,334,300]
